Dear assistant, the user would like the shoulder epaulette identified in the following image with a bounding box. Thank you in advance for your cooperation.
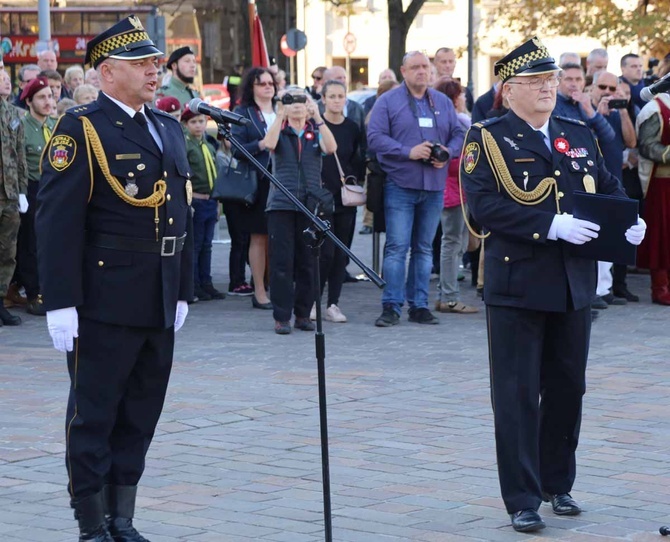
[67,102,100,118]
[152,108,179,124]
[553,115,586,127]
[470,116,503,131]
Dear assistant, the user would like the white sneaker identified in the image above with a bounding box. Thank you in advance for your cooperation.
[325,304,347,323]
[310,303,317,321]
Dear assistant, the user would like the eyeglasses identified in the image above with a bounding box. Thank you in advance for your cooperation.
[312,75,322,81]
[254,81,275,87]
[507,76,560,90]
[597,84,617,92]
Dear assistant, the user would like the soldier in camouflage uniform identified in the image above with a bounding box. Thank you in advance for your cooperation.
[15,77,56,316]
[0,89,28,326]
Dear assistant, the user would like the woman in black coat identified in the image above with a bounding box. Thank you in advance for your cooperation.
[229,67,277,307]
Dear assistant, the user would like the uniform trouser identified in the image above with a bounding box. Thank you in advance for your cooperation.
[14,181,39,299]
[0,198,20,297]
[486,304,591,514]
[65,318,174,500]
[267,210,314,322]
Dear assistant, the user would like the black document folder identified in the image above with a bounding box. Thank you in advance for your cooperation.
[570,191,639,265]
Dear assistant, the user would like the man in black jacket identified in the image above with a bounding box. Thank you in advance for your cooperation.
[461,37,646,533]
[37,16,193,542]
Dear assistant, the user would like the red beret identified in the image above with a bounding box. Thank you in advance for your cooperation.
[155,96,180,113]
[180,104,199,123]
[20,76,51,102]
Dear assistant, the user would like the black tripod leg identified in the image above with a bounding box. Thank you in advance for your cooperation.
[312,247,332,542]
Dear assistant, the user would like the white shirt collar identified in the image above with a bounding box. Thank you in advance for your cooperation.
[533,119,551,141]
[102,92,149,120]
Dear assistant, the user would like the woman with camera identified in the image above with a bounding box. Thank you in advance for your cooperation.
[309,79,365,323]
[261,87,337,334]
[229,67,277,308]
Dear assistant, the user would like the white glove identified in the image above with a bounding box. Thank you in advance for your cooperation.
[174,300,188,332]
[625,216,646,245]
[46,307,79,353]
[18,194,29,214]
[552,213,600,245]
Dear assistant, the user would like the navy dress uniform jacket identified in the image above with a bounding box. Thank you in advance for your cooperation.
[37,93,194,328]
[461,111,626,312]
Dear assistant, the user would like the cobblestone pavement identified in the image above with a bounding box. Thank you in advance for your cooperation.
[1,220,669,542]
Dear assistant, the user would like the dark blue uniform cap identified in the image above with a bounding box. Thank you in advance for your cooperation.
[494,37,560,83]
[85,15,163,69]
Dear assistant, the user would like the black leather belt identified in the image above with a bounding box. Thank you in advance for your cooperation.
[87,232,187,256]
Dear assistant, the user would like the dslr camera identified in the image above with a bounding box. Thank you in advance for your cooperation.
[276,93,308,105]
[423,141,450,164]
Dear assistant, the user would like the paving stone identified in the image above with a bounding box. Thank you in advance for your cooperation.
[1,221,669,540]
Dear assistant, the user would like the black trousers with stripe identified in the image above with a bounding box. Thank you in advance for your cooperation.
[65,318,174,500]
[486,304,591,514]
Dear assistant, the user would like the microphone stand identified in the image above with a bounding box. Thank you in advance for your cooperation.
[217,121,384,542]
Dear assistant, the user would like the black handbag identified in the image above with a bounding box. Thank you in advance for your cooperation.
[211,157,258,206]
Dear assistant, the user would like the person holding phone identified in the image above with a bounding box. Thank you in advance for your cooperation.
[261,87,337,334]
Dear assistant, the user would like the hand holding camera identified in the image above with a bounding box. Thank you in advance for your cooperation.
[409,141,450,167]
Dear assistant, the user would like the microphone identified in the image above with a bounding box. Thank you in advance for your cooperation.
[187,98,250,126]
[640,72,670,102]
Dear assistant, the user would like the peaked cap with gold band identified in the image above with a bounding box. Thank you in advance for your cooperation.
[494,37,560,82]
[85,15,163,69]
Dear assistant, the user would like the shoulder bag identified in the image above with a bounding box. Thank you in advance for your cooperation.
[333,152,366,207]
[210,109,259,205]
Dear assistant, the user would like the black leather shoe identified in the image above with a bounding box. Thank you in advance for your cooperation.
[107,517,150,542]
[543,492,582,516]
[591,295,608,310]
[509,509,546,532]
[252,295,272,310]
[602,292,627,305]
[201,283,225,300]
[0,306,21,325]
[613,287,640,302]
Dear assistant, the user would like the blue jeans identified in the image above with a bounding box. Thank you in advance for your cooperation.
[382,180,443,313]
[192,198,218,286]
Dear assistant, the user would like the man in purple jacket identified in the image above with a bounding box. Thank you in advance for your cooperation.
[368,51,465,326]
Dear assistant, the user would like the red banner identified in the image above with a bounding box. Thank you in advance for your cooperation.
[0,35,91,63]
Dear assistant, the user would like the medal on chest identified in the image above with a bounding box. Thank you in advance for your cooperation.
[124,173,138,198]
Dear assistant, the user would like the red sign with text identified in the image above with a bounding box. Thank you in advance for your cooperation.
[0,35,92,63]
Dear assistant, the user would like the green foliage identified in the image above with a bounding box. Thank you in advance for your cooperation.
[492,0,670,50]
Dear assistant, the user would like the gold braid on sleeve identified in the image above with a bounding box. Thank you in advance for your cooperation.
[481,128,560,212]
[79,116,167,240]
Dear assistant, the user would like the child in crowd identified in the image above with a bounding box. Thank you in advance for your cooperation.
[182,105,226,301]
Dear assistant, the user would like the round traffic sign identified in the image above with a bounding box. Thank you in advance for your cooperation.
[280,34,297,57]
[343,32,356,55]
[286,29,307,52]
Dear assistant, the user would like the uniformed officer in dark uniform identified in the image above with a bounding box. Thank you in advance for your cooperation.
[460,37,646,533]
[36,16,194,542]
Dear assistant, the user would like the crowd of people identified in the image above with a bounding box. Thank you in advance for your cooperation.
[1,43,670,334]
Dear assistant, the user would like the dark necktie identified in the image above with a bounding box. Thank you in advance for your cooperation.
[134,111,160,152]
